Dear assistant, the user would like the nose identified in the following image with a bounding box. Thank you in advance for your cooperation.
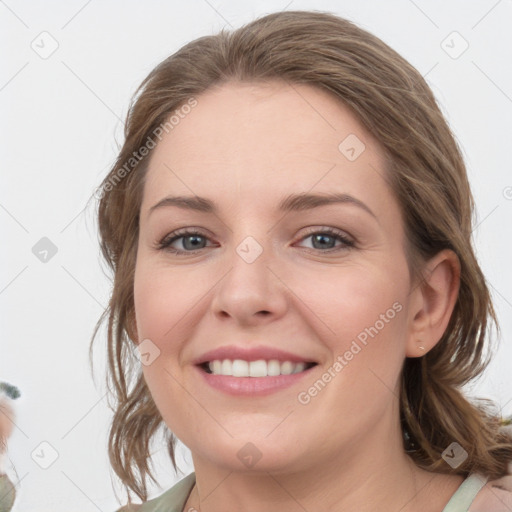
[210,240,288,328]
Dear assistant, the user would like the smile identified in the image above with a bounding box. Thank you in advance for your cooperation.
[202,359,317,377]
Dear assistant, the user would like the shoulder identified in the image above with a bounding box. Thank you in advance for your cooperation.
[114,473,196,512]
[469,475,512,512]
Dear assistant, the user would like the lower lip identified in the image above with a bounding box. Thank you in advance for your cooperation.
[196,365,315,396]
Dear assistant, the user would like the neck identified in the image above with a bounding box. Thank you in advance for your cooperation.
[184,419,449,512]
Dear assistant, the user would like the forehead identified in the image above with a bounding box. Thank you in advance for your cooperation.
[141,80,394,217]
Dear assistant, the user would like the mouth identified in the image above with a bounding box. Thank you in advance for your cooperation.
[193,345,319,395]
[199,359,318,377]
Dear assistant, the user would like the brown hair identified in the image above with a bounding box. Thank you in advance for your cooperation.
[91,9,512,502]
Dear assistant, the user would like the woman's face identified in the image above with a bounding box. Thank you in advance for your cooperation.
[134,81,416,473]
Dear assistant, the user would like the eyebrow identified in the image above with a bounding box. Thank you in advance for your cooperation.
[148,192,377,219]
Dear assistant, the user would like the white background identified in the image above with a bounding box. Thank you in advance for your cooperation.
[1,0,511,510]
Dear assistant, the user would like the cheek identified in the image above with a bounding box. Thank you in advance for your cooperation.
[290,266,408,441]
[133,262,199,355]
[134,264,197,429]
[299,261,406,340]
[294,260,409,384]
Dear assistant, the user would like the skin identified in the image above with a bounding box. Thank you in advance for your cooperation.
[0,399,14,474]
[0,400,14,446]
[133,80,463,511]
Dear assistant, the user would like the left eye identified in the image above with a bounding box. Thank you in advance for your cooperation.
[157,228,354,254]
[298,230,354,251]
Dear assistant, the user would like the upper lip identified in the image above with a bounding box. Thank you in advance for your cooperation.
[193,345,317,365]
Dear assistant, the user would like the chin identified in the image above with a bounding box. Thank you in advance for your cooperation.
[190,433,306,473]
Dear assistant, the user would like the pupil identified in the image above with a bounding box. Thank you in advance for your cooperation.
[184,235,204,250]
[313,234,334,249]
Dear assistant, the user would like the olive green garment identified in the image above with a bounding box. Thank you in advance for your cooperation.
[0,474,16,512]
[116,473,196,512]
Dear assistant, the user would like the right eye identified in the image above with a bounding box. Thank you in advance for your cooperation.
[157,229,213,254]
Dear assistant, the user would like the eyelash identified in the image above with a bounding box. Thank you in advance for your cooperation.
[156,227,355,255]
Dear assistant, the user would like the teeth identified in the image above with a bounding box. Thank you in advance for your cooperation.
[221,359,232,376]
[212,360,222,375]
[267,359,281,376]
[232,359,249,377]
[207,359,309,377]
[280,361,293,375]
[249,359,267,377]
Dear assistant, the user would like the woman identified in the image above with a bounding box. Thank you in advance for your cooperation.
[92,10,512,512]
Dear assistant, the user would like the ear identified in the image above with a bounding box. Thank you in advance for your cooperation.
[405,249,460,358]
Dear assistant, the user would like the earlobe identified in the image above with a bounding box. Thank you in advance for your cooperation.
[405,249,460,358]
